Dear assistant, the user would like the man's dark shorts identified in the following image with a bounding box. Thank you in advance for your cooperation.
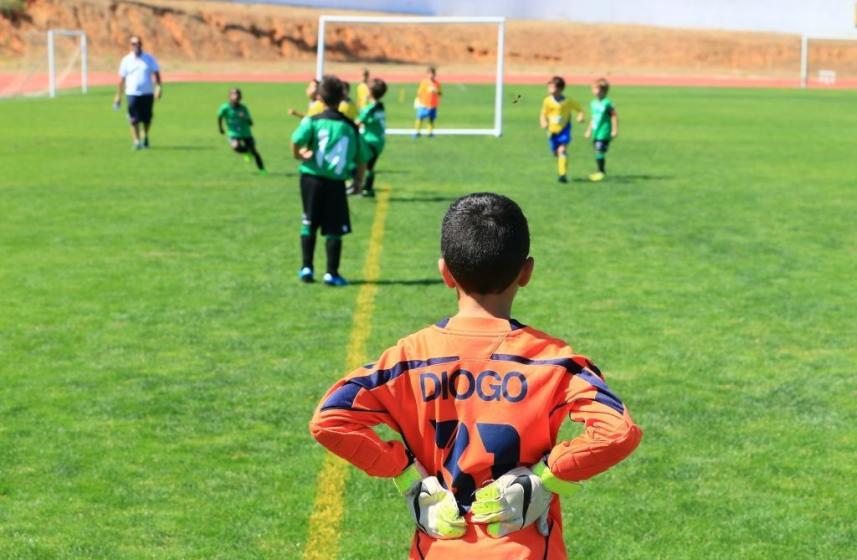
[127,94,154,125]
[300,173,352,237]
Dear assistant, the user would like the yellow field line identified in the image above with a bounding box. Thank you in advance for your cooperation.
[302,187,392,560]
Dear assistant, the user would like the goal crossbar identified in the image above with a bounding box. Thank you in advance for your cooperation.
[315,15,506,137]
[800,32,857,88]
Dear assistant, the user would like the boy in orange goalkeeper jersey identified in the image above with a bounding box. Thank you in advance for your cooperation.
[310,193,642,559]
[414,66,442,137]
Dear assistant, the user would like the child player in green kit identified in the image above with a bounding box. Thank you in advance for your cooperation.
[217,88,266,174]
[354,78,388,198]
[584,78,619,182]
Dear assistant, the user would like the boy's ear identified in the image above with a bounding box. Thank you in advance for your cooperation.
[518,257,535,287]
[438,258,457,288]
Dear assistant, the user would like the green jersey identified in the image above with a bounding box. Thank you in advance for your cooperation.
[590,97,615,141]
[358,102,386,152]
[218,102,253,138]
[291,109,371,181]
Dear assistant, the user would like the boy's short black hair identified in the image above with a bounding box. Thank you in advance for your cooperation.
[369,78,387,100]
[441,193,530,294]
[341,80,351,94]
[548,76,565,90]
[319,75,344,107]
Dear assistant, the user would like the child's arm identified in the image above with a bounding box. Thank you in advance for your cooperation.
[217,115,225,135]
[547,357,641,481]
[288,108,305,118]
[584,118,593,139]
[610,108,619,138]
[570,99,585,123]
[292,143,313,161]
[309,365,410,477]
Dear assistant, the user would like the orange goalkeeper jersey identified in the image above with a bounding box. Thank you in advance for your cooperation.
[310,315,642,559]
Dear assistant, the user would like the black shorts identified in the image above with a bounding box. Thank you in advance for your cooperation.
[230,136,255,149]
[301,174,352,237]
[127,94,154,125]
[594,139,611,153]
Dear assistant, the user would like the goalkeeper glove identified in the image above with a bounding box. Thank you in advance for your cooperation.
[394,461,466,540]
[471,461,581,538]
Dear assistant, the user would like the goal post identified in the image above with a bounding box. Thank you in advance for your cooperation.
[48,29,88,98]
[315,15,506,136]
[800,33,857,89]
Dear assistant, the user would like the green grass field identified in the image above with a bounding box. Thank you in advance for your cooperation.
[1,82,855,559]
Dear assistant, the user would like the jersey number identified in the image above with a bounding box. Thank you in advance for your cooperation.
[431,421,521,506]
[315,129,350,175]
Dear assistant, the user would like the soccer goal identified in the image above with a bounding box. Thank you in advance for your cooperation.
[48,29,88,98]
[315,15,506,136]
[800,33,857,88]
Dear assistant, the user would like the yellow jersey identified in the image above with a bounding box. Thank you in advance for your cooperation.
[540,95,583,134]
[307,99,325,117]
[339,99,359,121]
[356,82,371,110]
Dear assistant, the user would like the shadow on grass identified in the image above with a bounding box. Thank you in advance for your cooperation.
[154,145,214,151]
[571,174,673,184]
[389,195,456,203]
[350,278,444,286]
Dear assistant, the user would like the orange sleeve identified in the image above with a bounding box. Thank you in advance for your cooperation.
[547,357,642,481]
[308,353,411,478]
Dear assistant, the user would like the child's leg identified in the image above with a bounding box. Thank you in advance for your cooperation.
[414,116,424,135]
[427,109,436,135]
[245,138,265,170]
[557,144,568,177]
[595,140,608,173]
[250,146,265,170]
[364,149,379,191]
[325,235,342,276]
[300,175,318,271]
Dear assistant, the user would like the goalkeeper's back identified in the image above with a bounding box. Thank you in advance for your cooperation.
[310,193,642,559]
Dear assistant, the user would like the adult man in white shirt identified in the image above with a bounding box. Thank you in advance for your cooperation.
[114,36,162,150]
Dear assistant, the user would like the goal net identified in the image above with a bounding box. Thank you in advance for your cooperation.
[800,34,857,88]
[0,29,87,98]
[315,16,505,136]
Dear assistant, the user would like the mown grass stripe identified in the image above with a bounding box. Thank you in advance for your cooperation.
[302,186,392,560]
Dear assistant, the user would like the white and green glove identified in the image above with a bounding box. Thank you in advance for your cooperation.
[394,461,466,540]
[471,461,581,538]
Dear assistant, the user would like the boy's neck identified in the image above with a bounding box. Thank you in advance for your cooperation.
[455,290,515,320]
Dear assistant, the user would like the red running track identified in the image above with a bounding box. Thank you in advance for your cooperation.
[2,70,855,96]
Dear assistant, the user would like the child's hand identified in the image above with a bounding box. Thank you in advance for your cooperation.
[576,113,585,123]
[611,130,619,139]
[298,147,314,161]
[288,108,297,116]
[584,129,591,139]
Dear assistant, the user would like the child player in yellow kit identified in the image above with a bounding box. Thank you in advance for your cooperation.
[540,76,584,183]
[310,193,642,558]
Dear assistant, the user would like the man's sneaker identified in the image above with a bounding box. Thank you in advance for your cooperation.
[259,169,268,176]
[589,172,605,182]
[323,273,348,287]
[299,267,314,283]
[558,175,568,184]
[361,188,375,198]
[133,141,142,150]
[413,132,421,139]
[142,137,149,149]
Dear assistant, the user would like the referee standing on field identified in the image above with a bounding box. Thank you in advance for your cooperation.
[114,35,162,150]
